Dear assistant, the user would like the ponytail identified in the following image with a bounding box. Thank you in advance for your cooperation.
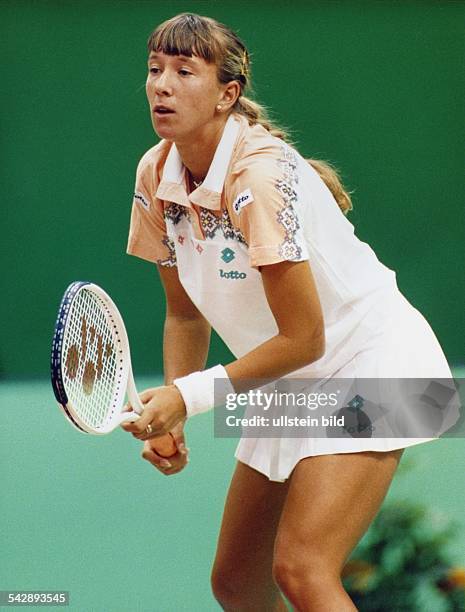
[234,96,289,141]
[234,95,354,215]
[306,159,353,215]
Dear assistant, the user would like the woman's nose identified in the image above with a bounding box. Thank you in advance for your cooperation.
[154,70,173,95]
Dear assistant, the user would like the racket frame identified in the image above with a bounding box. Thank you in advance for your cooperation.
[51,281,145,435]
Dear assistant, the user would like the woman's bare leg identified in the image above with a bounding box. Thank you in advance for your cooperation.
[211,460,291,611]
[272,449,404,611]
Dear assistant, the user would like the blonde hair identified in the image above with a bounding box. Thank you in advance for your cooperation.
[148,13,353,215]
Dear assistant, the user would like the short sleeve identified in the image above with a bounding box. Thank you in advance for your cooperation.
[126,149,177,267]
[233,149,309,269]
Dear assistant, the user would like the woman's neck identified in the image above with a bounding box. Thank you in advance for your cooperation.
[175,115,228,184]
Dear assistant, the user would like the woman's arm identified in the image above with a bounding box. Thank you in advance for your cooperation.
[224,259,325,391]
[129,265,211,472]
[123,259,325,438]
[158,265,211,384]
[161,259,323,385]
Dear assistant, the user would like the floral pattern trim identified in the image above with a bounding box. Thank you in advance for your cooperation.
[156,234,177,267]
[199,208,248,245]
[164,202,191,225]
[276,147,302,261]
[162,200,247,254]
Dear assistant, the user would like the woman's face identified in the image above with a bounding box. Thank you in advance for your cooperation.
[146,51,226,143]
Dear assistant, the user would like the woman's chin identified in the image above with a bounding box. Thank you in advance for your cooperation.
[152,121,177,141]
[155,131,174,142]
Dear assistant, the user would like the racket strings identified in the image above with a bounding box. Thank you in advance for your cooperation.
[61,289,123,429]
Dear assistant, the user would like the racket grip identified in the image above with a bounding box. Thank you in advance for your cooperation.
[149,432,177,458]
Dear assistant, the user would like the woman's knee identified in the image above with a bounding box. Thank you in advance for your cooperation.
[210,564,245,607]
[272,541,340,595]
[211,563,280,610]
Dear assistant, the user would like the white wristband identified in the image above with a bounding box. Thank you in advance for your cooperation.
[173,365,235,418]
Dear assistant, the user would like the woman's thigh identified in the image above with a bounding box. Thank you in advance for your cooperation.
[274,449,404,578]
[211,459,291,596]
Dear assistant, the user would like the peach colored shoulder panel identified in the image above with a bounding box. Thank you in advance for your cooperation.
[126,142,177,267]
[225,127,308,268]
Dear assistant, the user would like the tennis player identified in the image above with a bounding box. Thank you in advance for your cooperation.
[122,13,454,611]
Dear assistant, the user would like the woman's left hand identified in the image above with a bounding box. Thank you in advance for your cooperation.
[121,385,187,440]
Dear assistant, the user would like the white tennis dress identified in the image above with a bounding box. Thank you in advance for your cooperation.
[127,113,456,482]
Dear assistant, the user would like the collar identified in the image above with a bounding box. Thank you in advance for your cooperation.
[155,113,241,211]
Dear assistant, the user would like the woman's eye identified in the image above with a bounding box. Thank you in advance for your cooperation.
[149,67,160,74]
[179,69,191,76]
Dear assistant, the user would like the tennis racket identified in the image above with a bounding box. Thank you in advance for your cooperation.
[50,281,176,457]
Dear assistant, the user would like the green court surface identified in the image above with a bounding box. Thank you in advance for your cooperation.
[1,374,464,611]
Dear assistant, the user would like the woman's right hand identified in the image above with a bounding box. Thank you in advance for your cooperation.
[141,422,190,476]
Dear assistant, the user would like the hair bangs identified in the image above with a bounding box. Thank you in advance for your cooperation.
[147,14,221,64]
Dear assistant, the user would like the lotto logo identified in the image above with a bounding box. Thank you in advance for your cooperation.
[232,188,253,214]
[234,195,248,213]
[221,248,235,263]
[219,269,247,280]
[134,191,150,210]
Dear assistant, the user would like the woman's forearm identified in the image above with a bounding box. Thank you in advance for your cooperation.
[163,314,211,384]
[222,262,325,393]
[224,329,325,393]
[169,330,324,420]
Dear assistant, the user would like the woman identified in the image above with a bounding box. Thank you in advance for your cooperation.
[122,13,454,611]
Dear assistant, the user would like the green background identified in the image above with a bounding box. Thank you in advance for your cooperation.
[1,0,464,377]
[1,1,464,611]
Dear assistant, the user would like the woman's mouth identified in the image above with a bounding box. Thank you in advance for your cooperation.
[154,105,175,116]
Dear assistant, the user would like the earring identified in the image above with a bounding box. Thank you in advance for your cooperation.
[216,105,222,111]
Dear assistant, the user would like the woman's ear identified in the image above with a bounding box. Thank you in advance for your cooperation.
[219,81,241,110]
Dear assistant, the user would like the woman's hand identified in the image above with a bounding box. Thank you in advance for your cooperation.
[121,385,187,440]
[141,421,190,476]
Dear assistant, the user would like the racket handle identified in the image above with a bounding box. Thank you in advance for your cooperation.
[149,432,177,458]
